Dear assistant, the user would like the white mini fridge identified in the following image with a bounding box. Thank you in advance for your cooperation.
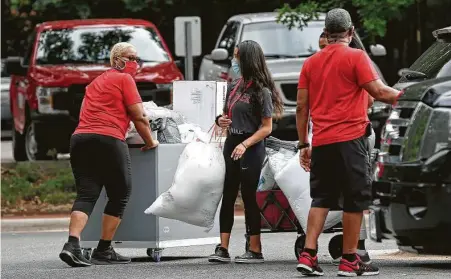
[172,81,227,133]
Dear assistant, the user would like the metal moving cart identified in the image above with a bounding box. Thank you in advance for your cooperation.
[80,141,220,262]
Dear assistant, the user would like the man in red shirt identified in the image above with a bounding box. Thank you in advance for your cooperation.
[295,8,402,277]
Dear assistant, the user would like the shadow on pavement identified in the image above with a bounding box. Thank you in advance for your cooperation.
[132,256,206,263]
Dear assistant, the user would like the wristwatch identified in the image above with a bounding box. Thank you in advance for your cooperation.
[297,142,310,150]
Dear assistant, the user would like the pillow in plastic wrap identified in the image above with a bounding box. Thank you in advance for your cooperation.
[145,141,225,231]
[275,151,342,231]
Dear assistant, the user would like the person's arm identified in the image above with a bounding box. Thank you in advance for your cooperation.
[355,52,401,105]
[122,75,156,147]
[296,61,310,144]
[362,79,401,105]
[296,88,309,144]
[242,88,273,147]
[127,103,156,147]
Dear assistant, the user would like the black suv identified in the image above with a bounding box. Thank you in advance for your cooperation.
[368,27,451,255]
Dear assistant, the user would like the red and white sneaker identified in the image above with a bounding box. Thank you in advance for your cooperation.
[338,254,380,277]
[296,252,324,276]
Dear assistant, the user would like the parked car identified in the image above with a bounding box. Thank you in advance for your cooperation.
[371,26,451,149]
[369,76,451,255]
[1,59,12,128]
[5,19,183,161]
[198,12,387,140]
[369,27,451,255]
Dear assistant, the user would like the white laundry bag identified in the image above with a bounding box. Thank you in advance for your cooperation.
[274,152,342,231]
[144,140,225,230]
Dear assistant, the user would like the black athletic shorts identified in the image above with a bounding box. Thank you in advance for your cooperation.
[310,136,372,213]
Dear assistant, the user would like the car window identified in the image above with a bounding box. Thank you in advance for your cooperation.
[35,26,170,65]
[240,21,323,57]
[217,21,240,58]
[437,60,451,78]
[398,40,451,83]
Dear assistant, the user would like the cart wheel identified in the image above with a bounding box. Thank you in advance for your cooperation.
[294,234,306,259]
[146,248,163,262]
[81,248,92,261]
[328,234,343,260]
[245,234,250,252]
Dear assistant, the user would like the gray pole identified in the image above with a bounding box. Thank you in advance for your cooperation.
[184,21,193,80]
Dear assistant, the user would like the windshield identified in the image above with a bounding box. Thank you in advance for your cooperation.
[35,26,170,65]
[398,40,451,83]
[240,21,324,57]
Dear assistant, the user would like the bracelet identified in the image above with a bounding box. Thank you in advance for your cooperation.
[241,142,248,149]
[297,142,310,150]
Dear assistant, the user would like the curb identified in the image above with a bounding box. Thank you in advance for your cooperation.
[1,215,246,233]
[1,218,70,232]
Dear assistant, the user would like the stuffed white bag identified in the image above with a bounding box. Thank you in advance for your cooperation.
[274,152,342,231]
[144,140,225,230]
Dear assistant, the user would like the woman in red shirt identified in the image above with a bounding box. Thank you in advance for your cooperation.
[59,42,158,267]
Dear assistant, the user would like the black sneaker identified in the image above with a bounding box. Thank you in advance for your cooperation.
[90,246,131,265]
[59,242,92,267]
[208,244,231,263]
[234,250,264,264]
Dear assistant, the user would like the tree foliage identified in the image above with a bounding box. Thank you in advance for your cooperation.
[277,0,416,43]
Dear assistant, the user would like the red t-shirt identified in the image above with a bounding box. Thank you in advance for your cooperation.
[74,69,142,141]
[298,44,379,147]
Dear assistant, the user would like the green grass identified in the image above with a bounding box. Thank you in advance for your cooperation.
[1,161,76,207]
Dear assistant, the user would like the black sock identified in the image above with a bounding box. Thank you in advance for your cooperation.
[358,239,366,250]
[342,253,357,262]
[97,239,112,251]
[303,248,317,257]
[68,235,79,246]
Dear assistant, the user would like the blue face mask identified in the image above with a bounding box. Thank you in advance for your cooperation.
[231,59,241,76]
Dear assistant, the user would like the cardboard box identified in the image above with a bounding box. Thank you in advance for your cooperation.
[173,81,227,132]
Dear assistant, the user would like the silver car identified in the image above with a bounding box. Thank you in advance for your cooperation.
[198,12,387,140]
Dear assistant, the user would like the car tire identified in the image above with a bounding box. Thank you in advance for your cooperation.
[12,126,28,162]
[24,120,54,161]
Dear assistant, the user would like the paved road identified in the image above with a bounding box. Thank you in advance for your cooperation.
[2,220,450,279]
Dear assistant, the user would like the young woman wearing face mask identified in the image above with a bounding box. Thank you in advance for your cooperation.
[208,40,284,264]
[59,42,159,268]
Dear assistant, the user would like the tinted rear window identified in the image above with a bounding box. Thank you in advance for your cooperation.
[398,40,451,83]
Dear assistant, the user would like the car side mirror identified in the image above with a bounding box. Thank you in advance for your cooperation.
[211,48,229,61]
[5,57,27,76]
[370,44,387,57]
[398,68,409,77]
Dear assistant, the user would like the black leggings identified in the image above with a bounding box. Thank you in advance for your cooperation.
[219,134,265,236]
[70,133,132,218]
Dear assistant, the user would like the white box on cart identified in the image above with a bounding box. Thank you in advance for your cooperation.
[173,81,227,133]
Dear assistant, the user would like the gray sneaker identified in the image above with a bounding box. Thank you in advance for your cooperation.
[235,250,264,264]
[59,242,92,267]
[90,246,131,265]
[208,244,231,263]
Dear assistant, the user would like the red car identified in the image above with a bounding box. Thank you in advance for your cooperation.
[5,19,183,161]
